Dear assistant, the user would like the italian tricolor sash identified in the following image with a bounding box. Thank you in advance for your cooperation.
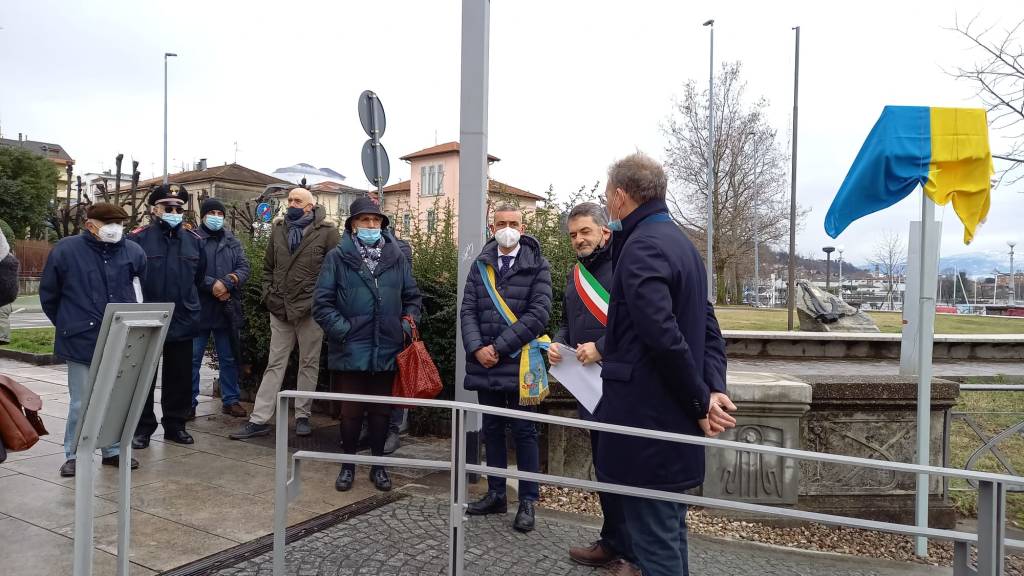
[573,263,609,326]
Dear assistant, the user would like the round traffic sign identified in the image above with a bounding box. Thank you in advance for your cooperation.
[361,140,391,188]
[358,90,386,139]
[256,202,273,223]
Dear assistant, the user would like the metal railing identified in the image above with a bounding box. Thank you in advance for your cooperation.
[271,390,1024,576]
[946,385,1024,491]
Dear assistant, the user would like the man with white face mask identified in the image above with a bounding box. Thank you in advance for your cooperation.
[460,203,552,533]
[40,203,146,477]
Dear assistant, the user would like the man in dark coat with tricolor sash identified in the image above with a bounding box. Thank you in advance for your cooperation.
[548,202,632,569]
[596,153,735,576]
[460,203,552,533]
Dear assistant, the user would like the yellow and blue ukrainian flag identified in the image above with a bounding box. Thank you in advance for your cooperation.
[825,106,993,244]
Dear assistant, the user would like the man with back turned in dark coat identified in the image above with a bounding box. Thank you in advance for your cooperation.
[595,153,736,576]
[131,184,207,448]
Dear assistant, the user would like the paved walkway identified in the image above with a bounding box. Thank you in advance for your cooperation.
[212,495,947,576]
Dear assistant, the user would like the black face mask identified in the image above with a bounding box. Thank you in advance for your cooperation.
[286,206,307,221]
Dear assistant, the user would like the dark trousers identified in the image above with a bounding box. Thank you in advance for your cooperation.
[136,339,193,437]
[591,430,632,560]
[621,496,689,576]
[336,371,393,471]
[389,407,406,434]
[477,388,540,502]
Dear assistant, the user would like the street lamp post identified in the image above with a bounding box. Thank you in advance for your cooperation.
[1009,241,1017,305]
[703,19,715,303]
[163,52,178,184]
[823,246,835,292]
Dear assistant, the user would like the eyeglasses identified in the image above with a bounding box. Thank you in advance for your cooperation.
[161,205,185,214]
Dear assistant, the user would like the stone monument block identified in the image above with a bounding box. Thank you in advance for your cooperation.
[704,372,812,505]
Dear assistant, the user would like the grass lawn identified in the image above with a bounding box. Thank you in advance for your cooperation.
[715,306,1024,334]
[947,383,1024,528]
[1,327,55,355]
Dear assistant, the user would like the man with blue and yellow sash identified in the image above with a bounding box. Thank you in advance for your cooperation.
[460,203,552,533]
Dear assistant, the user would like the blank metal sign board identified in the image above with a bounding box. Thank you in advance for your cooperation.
[72,303,173,451]
[72,303,172,576]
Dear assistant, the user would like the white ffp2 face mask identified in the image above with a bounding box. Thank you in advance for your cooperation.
[494,226,521,249]
[97,223,124,244]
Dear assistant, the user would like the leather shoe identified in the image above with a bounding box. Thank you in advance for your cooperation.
[335,467,354,492]
[222,403,247,418]
[466,491,507,516]
[165,430,194,445]
[370,466,392,492]
[131,435,150,449]
[59,459,76,477]
[101,455,140,470]
[569,541,619,567]
[513,500,536,533]
[606,559,642,576]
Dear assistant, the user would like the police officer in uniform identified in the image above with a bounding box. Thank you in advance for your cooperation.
[131,184,207,447]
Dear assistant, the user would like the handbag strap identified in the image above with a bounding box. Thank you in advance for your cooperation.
[402,315,421,343]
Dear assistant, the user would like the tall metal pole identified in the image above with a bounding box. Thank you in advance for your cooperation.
[704,20,716,303]
[163,52,177,184]
[787,26,800,330]
[753,213,759,306]
[456,0,489,496]
[838,248,844,300]
[1009,241,1017,305]
[914,193,937,557]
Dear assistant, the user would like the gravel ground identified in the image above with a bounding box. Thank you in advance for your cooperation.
[539,486,1024,576]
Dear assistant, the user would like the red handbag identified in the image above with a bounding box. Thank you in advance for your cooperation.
[392,316,443,400]
[0,373,48,455]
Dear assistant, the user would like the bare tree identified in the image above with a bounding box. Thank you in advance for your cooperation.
[949,15,1024,186]
[663,61,800,303]
[871,230,906,309]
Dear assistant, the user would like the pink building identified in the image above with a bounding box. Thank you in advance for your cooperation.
[380,142,543,237]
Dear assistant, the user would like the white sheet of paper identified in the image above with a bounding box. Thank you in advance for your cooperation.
[548,344,603,413]
[133,277,144,303]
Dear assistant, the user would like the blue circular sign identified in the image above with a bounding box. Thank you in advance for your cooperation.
[256,202,273,223]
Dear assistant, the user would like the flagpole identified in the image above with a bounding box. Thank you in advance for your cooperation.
[787,26,800,330]
[915,190,936,557]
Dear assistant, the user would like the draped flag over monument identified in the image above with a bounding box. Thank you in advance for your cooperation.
[824,106,994,244]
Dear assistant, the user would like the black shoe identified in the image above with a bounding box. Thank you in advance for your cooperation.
[59,459,76,477]
[132,435,150,449]
[383,430,400,455]
[513,500,536,533]
[466,491,507,516]
[335,467,354,492]
[187,407,196,421]
[229,422,271,440]
[371,466,392,492]
[101,455,140,469]
[165,430,194,445]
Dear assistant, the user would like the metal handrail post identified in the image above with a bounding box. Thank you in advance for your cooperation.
[272,395,289,576]
[449,407,467,576]
[977,480,1007,575]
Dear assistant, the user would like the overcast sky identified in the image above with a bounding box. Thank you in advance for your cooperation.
[1,0,1022,266]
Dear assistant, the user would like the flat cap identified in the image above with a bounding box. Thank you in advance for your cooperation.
[86,203,130,222]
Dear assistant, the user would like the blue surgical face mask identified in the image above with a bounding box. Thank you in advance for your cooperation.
[356,227,382,244]
[204,215,224,231]
[161,213,183,228]
[607,220,623,232]
[286,206,306,221]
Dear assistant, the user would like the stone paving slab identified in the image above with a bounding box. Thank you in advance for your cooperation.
[0,516,155,576]
[209,495,949,576]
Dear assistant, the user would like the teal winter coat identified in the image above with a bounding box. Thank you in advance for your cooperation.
[312,232,422,373]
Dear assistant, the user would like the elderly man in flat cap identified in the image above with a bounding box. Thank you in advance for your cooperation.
[40,203,147,477]
[130,184,207,448]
